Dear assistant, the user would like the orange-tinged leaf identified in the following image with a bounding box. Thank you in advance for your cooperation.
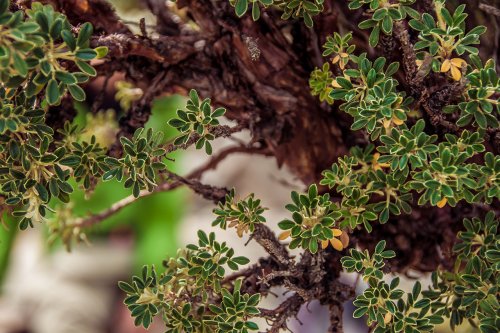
[278,230,291,241]
[340,232,350,248]
[437,197,448,208]
[330,238,344,251]
[321,239,329,249]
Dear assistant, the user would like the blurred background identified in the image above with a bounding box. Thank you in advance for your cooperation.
[0,1,482,332]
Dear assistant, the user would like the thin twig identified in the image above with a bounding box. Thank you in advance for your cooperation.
[164,124,247,154]
[74,179,182,228]
[164,170,229,203]
[188,144,271,180]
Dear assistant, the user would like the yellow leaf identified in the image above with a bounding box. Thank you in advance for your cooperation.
[332,55,340,64]
[450,66,462,81]
[332,228,342,237]
[441,59,451,73]
[450,58,466,67]
[332,79,341,88]
[321,239,329,249]
[437,197,448,208]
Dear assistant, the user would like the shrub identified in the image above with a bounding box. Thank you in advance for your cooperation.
[1,0,498,332]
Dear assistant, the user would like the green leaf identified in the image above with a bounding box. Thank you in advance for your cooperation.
[76,60,97,76]
[381,16,393,34]
[61,30,77,51]
[235,0,248,17]
[77,22,93,47]
[46,79,60,105]
[118,281,136,294]
[278,219,295,230]
[55,71,77,85]
[369,25,380,47]
[375,240,386,254]
[303,11,313,28]
[252,2,260,21]
[59,155,82,167]
[95,46,108,59]
[232,256,250,265]
[309,239,318,253]
[75,48,97,60]
[12,53,28,77]
[35,12,49,32]
[67,84,86,101]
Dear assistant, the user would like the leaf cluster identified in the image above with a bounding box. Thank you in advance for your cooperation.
[168,89,226,155]
[277,184,348,253]
[0,1,106,104]
[103,127,166,197]
[350,0,418,47]
[444,55,499,129]
[229,0,324,28]
[212,189,267,237]
[119,231,259,332]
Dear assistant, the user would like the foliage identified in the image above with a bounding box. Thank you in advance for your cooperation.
[344,213,499,333]
[351,0,419,47]
[309,62,335,104]
[0,1,107,228]
[310,26,498,236]
[1,0,499,332]
[103,127,166,197]
[444,55,500,129]
[119,231,259,332]
[322,32,356,69]
[212,189,267,237]
[277,184,349,253]
[168,89,226,155]
[314,44,410,140]
[228,0,325,27]
[409,2,486,81]
[0,1,106,104]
